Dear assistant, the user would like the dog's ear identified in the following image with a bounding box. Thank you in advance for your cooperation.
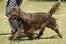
[15,6,21,12]
[15,6,21,10]
[12,6,21,11]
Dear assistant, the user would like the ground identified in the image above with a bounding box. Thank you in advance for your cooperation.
[0,0,66,44]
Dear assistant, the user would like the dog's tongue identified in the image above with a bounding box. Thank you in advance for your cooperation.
[8,15,15,19]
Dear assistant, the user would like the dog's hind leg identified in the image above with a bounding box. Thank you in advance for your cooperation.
[49,22,62,38]
[50,25,62,38]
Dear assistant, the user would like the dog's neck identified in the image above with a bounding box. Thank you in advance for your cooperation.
[18,11,29,32]
[20,11,27,21]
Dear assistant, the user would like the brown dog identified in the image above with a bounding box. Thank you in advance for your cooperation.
[8,2,62,40]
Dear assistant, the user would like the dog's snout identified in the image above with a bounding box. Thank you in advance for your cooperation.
[8,10,11,14]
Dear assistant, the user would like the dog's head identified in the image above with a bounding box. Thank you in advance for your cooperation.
[8,6,21,19]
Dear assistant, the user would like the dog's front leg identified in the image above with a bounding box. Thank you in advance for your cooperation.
[13,21,24,40]
[26,29,34,40]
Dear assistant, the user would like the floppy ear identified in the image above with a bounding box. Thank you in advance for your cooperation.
[12,6,20,11]
[15,6,21,12]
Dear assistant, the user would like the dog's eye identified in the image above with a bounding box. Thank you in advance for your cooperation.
[13,8,15,10]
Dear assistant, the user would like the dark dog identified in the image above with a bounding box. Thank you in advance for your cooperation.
[8,2,62,40]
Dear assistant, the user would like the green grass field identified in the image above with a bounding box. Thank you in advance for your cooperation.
[0,0,66,44]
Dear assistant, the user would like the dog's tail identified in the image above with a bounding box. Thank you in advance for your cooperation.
[48,2,60,16]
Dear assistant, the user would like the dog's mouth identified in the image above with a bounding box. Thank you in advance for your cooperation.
[8,15,16,19]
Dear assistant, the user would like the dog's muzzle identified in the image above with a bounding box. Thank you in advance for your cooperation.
[8,15,16,19]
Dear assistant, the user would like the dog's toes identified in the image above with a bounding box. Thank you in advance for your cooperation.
[14,38,21,40]
[29,37,34,40]
[13,36,21,40]
[58,35,62,38]
[35,36,40,39]
[8,36,13,40]
[58,33,62,38]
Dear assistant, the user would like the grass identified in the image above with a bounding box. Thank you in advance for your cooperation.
[0,0,66,44]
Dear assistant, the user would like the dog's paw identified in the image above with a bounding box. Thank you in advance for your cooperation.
[35,36,40,39]
[13,37,21,40]
[29,37,34,40]
[58,34,62,38]
[8,36,13,40]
